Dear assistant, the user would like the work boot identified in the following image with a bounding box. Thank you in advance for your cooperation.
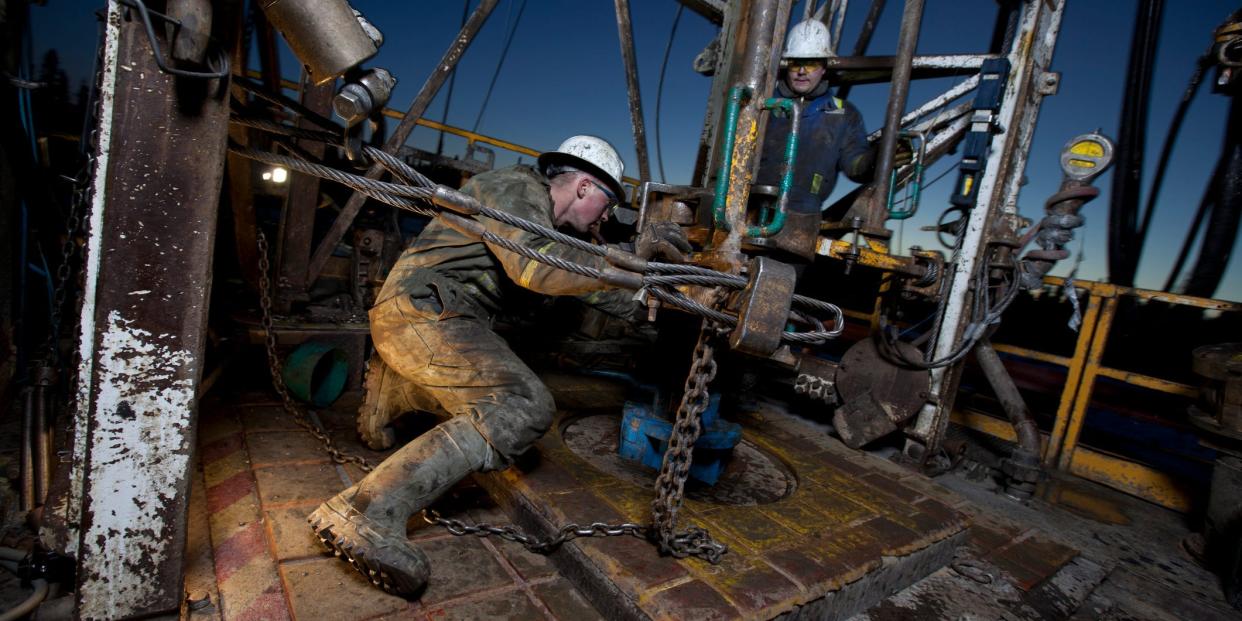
[357,352,439,450]
[308,416,500,597]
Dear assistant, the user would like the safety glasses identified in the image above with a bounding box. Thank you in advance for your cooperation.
[588,179,619,213]
[786,59,826,73]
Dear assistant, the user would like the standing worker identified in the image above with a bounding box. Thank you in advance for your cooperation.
[308,135,689,597]
[755,19,905,258]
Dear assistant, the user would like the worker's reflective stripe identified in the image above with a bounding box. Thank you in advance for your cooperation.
[833,97,844,109]
[519,242,557,288]
[470,271,503,298]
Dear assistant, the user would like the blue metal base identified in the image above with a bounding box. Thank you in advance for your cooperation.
[618,394,742,485]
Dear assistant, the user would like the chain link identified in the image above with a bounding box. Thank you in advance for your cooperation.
[256,231,375,473]
[38,170,88,366]
[650,289,730,564]
[421,509,649,553]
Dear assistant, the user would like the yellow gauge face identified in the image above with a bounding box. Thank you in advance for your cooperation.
[1066,140,1105,170]
[1060,134,1114,180]
[1070,140,1105,157]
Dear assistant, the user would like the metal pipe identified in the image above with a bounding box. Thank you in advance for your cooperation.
[712,85,750,229]
[831,0,849,55]
[615,0,652,182]
[33,382,52,507]
[975,338,1041,456]
[868,0,925,229]
[1183,88,1242,297]
[20,388,34,514]
[307,0,498,285]
[987,0,1020,54]
[715,0,783,268]
[258,0,377,84]
[0,579,50,621]
[747,97,799,237]
[865,78,977,140]
[1107,0,1165,287]
[835,0,886,100]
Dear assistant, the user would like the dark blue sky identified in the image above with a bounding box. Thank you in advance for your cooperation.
[29,1,1241,301]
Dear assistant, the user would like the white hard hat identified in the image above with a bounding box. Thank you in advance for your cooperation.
[538,135,626,203]
[783,20,833,60]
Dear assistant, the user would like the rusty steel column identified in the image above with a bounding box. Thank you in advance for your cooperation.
[614,0,652,182]
[865,0,923,233]
[835,0,886,101]
[307,0,498,285]
[906,0,1067,459]
[712,0,784,272]
[69,1,231,617]
[275,75,335,312]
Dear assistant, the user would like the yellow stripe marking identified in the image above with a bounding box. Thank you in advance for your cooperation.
[519,242,557,288]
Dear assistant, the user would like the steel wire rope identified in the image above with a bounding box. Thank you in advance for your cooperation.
[227,144,847,340]
[230,145,436,201]
[437,0,471,155]
[231,115,613,258]
[472,0,528,133]
[655,4,685,183]
[1137,54,1212,285]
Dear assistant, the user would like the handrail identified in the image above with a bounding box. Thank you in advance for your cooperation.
[745,97,800,238]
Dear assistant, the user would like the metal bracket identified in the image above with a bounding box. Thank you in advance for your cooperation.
[728,256,796,357]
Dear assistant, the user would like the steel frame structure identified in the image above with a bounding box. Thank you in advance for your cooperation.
[61,1,233,616]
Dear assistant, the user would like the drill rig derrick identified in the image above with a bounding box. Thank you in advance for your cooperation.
[635,0,1095,471]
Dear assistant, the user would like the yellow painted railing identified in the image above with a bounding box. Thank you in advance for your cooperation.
[954,277,1241,512]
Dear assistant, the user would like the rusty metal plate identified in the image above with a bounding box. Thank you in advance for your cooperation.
[560,413,795,506]
[833,339,929,448]
[729,256,797,357]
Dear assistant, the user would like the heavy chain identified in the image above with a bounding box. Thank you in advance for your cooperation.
[422,510,648,553]
[650,291,730,564]
[38,169,89,365]
[256,231,375,472]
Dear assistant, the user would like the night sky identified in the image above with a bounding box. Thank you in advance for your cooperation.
[26,1,1242,301]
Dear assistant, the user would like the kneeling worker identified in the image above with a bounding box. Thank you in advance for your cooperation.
[308,135,689,596]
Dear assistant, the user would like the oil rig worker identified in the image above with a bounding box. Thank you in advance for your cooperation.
[308,135,690,597]
[755,19,906,256]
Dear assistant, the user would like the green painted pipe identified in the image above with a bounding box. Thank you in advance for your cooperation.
[282,341,349,407]
[887,131,926,220]
[712,85,751,230]
[746,97,799,238]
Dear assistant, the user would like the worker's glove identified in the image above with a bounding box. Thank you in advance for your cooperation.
[894,141,914,168]
[636,221,692,263]
[865,142,914,171]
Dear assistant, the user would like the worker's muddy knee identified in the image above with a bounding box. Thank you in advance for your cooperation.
[468,383,556,464]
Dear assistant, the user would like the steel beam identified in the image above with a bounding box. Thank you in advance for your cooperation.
[692,0,744,186]
[710,0,787,272]
[835,0,887,100]
[677,0,726,25]
[865,0,925,232]
[68,2,231,617]
[614,0,652,182]
[275,74,334,311]
[306,0,498,285]
[906,0,1067,458]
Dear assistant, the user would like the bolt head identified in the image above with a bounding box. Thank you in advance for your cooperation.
[333,87,372,125]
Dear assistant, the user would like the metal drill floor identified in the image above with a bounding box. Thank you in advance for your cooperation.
[475,375,969,620]
[9,372,1232,616]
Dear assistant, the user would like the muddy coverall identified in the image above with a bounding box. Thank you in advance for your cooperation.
[369,164,636,464]
[754,82,872,259]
